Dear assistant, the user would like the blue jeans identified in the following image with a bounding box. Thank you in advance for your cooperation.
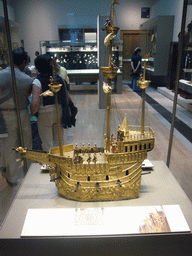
[132,75,141,91]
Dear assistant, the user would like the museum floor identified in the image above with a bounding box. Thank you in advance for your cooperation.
[0,81,192,228]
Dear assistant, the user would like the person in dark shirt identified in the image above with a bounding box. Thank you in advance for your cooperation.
[30,54,71,152]
[131,47,142,91]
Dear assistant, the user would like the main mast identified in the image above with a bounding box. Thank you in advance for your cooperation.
[101,0,119,152]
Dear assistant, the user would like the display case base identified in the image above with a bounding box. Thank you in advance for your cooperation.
[0,160,192,255]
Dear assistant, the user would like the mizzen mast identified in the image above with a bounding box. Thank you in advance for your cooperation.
[137,56,151,134]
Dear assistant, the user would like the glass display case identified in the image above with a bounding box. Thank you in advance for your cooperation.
[1,1,192,255]
[41,41,98,70]
[139,28,155,71]
[178,19,192,98]
[139,15,174,86]
[40,40,120,70]
[40,33,122,84]
[182,48,192,81]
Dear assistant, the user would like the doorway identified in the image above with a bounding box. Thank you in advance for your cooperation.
[121,30,140,80]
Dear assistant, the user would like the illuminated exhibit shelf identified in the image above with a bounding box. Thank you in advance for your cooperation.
[179,79,192,94]
[21,205,190,237]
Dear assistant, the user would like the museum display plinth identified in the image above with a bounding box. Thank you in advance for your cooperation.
[0,161,192,255]
[179,79,192,98]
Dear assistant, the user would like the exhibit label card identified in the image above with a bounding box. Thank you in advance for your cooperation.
[21,205,190,237]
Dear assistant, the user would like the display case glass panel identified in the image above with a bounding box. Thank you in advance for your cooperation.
[179,18,192,98]
[139,15,174,84]
[1,4,192,253]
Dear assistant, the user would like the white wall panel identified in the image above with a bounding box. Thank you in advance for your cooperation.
[9,0,156,63]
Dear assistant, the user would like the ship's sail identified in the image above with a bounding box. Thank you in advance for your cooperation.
[103,82,112,93]
[104,32,114,47]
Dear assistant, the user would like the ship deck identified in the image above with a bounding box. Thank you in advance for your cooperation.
[50,149,107,164]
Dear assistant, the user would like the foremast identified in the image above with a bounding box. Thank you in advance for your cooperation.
[41,59,64,156]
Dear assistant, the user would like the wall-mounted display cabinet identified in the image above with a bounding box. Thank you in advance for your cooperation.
[139,15,174,86]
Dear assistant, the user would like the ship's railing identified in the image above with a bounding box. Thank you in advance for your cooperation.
[128,125,154,133]
[49,144,74,155]
[63,160,142,187]
[107,151,147,165]
[125,125,154,141]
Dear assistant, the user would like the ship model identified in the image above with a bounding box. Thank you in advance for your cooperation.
[15,0,155,201]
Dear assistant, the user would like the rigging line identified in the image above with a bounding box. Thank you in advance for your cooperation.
[136,96,143,126]
[113,90,125,123]
[110,98,118,136]
[111,95,123,125]
[125,89,142,127]
[135,91,152,128]
[102,107,107,139]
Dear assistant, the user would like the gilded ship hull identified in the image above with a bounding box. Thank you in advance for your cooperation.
[54,159,143,201]
[16,121,154,201]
